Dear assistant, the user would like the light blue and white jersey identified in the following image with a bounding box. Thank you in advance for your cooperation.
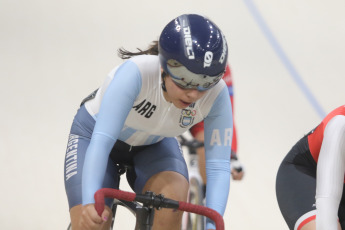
[85,55,227,146]
[82,55,232,227]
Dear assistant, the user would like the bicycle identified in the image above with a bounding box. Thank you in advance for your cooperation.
[66,132,232,230]
[178,134,206,230]
[94,188,225,230]
[66,164,224,230]
[178,132,244,230]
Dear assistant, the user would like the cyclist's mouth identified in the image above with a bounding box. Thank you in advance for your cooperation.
[180,100,192,107]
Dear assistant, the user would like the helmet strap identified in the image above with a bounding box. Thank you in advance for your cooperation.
[161,71,167,92]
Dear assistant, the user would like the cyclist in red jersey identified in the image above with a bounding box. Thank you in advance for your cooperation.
[190,64,245,194]
[276,105,345,230]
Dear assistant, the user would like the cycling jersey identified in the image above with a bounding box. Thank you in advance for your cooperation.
[276,105,345,230]
[190,64,238,154]
[80,55,233,228]
[308,105,345,162]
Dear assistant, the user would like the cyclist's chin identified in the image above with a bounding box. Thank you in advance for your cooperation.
[173,99,193,109]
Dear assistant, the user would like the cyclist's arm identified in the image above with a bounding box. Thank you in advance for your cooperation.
[223,64,237,156]
[203,86,233,229]
[82,60,142,205]
[230,95,238,157]
[316,115,345,229]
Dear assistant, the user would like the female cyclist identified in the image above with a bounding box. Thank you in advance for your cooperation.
[190,64,244,196]
[64,14,233,230]
[276,105,345,230]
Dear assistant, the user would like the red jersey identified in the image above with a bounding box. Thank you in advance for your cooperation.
[308,105,345,162]
[190,64,238,154]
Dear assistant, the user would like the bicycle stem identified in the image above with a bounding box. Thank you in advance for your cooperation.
[135,191,179,209]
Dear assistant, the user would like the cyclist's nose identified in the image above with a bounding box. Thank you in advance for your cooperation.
[186,89,202,100]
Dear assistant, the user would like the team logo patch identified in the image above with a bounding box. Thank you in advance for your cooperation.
[179,103,196,128]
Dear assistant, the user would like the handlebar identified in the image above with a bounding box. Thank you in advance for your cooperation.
[94,188,225,230]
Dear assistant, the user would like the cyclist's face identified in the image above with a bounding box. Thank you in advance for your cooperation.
[164,75,207,109]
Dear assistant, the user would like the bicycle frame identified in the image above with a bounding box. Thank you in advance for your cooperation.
[179,134,206,230]
[95,188,225,230]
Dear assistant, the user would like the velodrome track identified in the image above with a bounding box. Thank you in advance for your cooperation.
[1,0,344,229]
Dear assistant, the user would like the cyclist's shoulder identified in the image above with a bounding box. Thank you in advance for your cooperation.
[325,114,345,133]
[194,81,229,117]
[105,55,160,90]
[122,55,161,85]
[324,105,345,122]
[312,105,345,135]
[127,55,160,72]
[205,80,230,106]
[202,80,227,100]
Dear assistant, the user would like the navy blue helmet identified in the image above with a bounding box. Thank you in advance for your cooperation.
[159,14,228,91]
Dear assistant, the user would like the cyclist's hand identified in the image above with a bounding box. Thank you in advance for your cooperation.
[79,204,109,230]
[231,159,245,180]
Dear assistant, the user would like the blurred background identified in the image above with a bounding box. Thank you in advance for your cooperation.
[1,0,344,229]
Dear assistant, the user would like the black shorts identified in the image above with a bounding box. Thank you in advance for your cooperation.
[276,134,345,229]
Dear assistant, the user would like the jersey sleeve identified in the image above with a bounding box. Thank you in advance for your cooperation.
[82,60,142,205]
[315,115,345,229]
[203,86,233,229]
[225,65,238,156]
